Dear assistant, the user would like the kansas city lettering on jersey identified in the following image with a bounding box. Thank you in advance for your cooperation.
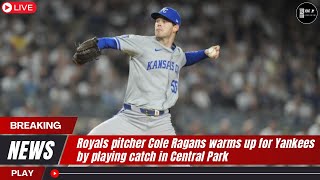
[146,60,180,74]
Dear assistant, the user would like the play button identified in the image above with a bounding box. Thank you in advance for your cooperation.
[2,2,12,13]
[50,169,60,178]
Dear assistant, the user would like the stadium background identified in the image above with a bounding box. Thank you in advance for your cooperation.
[0,0,319,135]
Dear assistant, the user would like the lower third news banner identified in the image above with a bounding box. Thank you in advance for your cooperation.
[0,117,320,179]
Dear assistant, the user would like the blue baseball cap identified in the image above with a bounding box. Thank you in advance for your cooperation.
[151,7,181,26]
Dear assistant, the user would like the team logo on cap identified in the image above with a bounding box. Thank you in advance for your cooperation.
[160,7,168,13]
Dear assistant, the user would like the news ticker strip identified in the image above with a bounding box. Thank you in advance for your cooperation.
[60,135,320,165]
[0,117,319,166]
[0,135,319,166]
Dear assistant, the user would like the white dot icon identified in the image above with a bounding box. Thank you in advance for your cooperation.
[2,2,12,13]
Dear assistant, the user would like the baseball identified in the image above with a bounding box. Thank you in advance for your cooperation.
[208,47,216,55]
[209,47,214,53]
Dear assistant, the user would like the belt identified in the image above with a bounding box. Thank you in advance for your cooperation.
[123,103,169,117]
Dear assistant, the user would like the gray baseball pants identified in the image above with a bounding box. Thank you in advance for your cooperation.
[88,107,176,135]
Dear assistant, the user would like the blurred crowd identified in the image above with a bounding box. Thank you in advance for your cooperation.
[0,0,319,135]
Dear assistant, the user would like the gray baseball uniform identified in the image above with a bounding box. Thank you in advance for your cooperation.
[88,35,187,135]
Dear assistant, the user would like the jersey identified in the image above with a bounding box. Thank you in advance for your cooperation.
[115,35,187,110]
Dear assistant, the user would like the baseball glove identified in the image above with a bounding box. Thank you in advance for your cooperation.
[73,37,101,65]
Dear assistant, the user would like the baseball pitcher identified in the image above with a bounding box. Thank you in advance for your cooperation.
[73,7,220,135]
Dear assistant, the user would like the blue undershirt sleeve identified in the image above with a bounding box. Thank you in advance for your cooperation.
[184,50,208,67]
[97,37,119,50]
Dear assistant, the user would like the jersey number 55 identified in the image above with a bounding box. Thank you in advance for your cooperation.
[171,80,178,94]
